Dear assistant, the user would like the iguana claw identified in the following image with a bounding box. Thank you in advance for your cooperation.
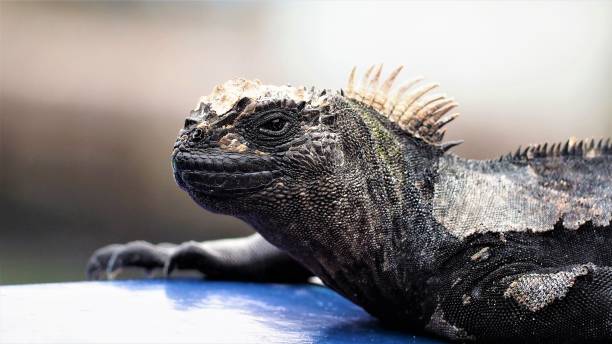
[86,241,174,280]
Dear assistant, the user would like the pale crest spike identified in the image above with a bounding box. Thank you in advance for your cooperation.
[356,65,375,101]
[372,65,403,113]
[429,102,459,122]
[417,94,448,109]
[411,95,449,120]
[392,83,439,122]
[397,107,417,126]
[401,95,446,124]
[423,99,456,122]
[386,77,424,117]
[398,83,439,113]
[346,66,357,97]
[391,102,413,123]
[366,64,384,105]
[368,64,383,90]
[415,101,458,131]
[343,64,461,145]
[380,65,403,95]
[433,113,460,130]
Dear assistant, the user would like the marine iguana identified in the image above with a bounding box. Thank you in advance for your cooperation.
[87,65,612,343]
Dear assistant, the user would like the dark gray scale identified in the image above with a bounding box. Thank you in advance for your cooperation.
[86,67,612,343]
[431,224,612,343]
[427,142,612,342]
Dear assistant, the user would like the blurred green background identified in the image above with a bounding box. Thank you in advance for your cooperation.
[1,1,611,285]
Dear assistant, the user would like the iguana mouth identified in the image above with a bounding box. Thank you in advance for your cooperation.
[172,151,280,194]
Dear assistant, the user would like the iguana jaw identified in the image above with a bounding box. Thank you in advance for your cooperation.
[172,150,281,196]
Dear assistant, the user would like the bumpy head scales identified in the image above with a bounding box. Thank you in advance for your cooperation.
[346,64,460,144]
[192,78,330,123]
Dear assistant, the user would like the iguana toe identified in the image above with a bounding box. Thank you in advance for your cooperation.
[86,244,123,280]
[163,241,216,277]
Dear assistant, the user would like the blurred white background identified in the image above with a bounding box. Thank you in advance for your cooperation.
[1,1,611,284]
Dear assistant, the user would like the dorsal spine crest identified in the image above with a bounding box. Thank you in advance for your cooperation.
[501,137,612,162]
[346,64,459,144]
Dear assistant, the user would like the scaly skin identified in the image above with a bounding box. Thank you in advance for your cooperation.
[88,70,612,343]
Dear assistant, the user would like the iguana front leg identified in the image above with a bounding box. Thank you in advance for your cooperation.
[86,234,313,283]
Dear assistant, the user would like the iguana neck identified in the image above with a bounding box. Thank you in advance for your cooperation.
[251,102,445,264]
[247,105,448,320]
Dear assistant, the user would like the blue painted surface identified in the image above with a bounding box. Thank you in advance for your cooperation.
[0,280,444,343]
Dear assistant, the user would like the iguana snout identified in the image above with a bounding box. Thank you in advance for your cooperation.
[172,150,280,194]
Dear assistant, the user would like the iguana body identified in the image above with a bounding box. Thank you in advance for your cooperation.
[88,65,612,343]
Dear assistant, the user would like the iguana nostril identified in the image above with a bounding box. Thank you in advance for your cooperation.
[192,128,204,141]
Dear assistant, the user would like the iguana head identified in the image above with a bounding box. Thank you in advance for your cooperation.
[172,78,342,217]
[172,66,459,239]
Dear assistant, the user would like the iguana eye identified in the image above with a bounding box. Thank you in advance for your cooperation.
[259,117,289,135]
[238,109,299,148]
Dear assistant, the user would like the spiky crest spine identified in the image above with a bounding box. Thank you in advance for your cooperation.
[345,64,459,144]
[500,137,612,162]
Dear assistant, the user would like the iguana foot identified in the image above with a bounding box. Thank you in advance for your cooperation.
[86,241,175,280]
[86,234,313,282]
[86,241,228,280]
